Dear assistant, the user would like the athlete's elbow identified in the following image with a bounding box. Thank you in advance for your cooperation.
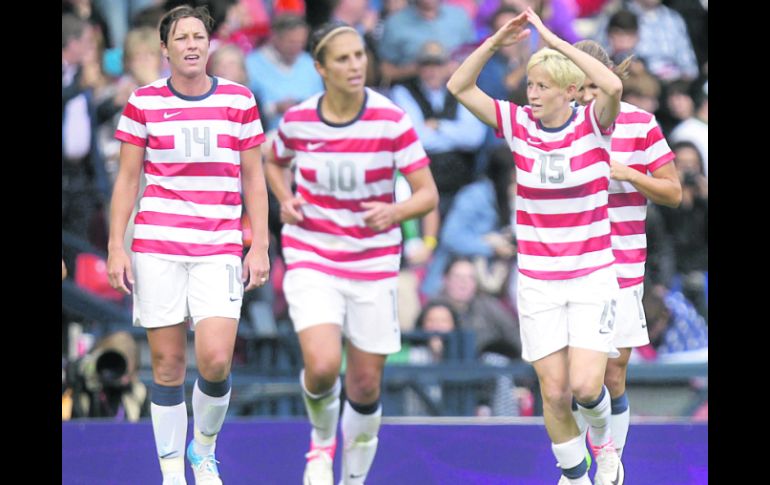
[428,185,439,211]
[667,185,684,208]
[446,76,465,97]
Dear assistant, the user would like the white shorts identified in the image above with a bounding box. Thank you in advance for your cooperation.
[612,283,650,349]
[132,253,243,328]
[283,268,401,355]
[517,266,620,362]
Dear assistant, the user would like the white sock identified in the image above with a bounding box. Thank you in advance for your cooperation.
[191,377,232,457]
[300,370,341,447]
[551,434,589,483]
[577,386,612,447]
[151,402,188,468]
[341,400,382,485]
[572,401,588,435]
[611,393,630,458]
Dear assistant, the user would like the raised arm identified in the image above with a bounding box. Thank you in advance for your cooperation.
[524,7,622,129]
[446,12,530,129]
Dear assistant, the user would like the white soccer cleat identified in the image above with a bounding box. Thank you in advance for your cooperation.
[593,443,624,485]
[186,441,223,485]
[303,440,336,485]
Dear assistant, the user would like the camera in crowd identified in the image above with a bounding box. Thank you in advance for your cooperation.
[64,331,148,421]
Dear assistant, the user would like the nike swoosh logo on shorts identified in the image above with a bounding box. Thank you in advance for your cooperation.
[229,297,241,302]
[164,111,182,119]
[599,329,611,334]
[349,473,366,479]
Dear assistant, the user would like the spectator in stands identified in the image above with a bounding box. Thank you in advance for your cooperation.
[390,40,487,218]
[62,13,111,248]
[98,26,163,187]
[603,9,645,74]
[639,282,708,363]
[409,300,462,363]
[400,300,460,416]
[209,42,249,84]
[421,144,516,298]
[106,6,271,484]
[644,203,677,293]
[658,80,693,135]
[438,257,521,360]
[448,8,625,483]
[477,5,531,106]
[245,14,323,131]
[264,21,438,485]
[378,0,475,85]
[669,79,707,176]
[593,0,699,83]
[658,141,708,320]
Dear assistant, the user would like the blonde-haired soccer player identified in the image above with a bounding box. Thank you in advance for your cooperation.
[448,7,625,485]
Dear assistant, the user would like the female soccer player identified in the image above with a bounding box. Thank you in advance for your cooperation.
[264,21,438,485]
[447,8,624,485]
[571,39,682,462]
[107,5,270,484]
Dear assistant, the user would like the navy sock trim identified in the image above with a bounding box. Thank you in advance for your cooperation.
[150,382,185,406]
[562,458,588,479]
[577,386,607,410]
[571,396,578,412]
[196,375,231,398]
[348,398,380,415]
[611,392,629,415]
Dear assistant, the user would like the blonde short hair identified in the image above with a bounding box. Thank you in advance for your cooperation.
[527,48,585,90]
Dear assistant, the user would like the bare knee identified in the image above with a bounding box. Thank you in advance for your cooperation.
[198,352,232,382]
[304,358,342,394]
[604,360,628,397]
[571,379,605,404]
[540,382,572,415]
[152,352,186,385]
[346,368,382,403]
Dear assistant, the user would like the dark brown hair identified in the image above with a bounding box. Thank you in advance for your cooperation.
[158,4,214,46]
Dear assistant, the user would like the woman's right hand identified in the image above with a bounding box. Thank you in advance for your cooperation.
[488,11,531,50]
[107,248,134,295]
[280,196,306,225]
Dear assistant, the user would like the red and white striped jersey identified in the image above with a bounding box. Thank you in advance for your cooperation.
[609,102,675,288]
[273,88,430,281]
[115,77,265,261]
[495,99,614,280]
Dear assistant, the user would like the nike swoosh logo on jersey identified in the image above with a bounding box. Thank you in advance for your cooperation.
[527,137,543,144]
[599,328,612,334]
[307,141,325,151]
[229,297,241,302]
[164,111,182,119]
